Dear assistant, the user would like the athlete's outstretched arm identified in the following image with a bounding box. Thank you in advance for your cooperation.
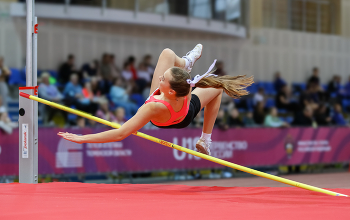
[58,104,157,144]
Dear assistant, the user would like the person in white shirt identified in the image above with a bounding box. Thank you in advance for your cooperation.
[137,62,151,83]
[122,61,133,81]
[253,87,265,106]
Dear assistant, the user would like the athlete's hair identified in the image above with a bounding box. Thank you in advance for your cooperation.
[169,67,254,99]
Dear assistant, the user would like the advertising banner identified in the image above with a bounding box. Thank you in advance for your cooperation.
[0,127,350,176]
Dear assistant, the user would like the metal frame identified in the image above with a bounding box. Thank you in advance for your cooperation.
[19,0,38,184]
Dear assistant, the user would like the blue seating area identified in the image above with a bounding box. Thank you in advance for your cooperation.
[8,68,26,86]
[257,82,276,95]
[8,68,60,86]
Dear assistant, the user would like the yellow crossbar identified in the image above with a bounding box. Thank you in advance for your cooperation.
[20,92,348,197]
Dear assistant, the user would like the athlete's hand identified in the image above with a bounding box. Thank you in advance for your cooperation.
[58,132,84,144]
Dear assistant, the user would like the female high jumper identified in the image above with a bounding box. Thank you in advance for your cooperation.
[58,44,253,155]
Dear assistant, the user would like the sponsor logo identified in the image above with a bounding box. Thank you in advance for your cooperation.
[23,132,27,149]
[56,139,132,168]
[297,140,331,152]
[172,137,247,161]
[86,142,132,157]
[22,124,28,158]
[284,134,295,159]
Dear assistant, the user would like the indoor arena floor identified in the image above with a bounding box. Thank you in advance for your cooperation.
[0,172,349,220]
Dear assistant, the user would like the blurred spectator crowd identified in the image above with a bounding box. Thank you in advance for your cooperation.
[1,53,350,132]
[39,53,155,128]
[214,67,350,130]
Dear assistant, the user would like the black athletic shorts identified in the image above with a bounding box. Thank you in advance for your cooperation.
[151,94,201,129]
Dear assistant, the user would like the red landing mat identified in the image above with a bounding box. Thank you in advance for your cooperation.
[0,183,349,220]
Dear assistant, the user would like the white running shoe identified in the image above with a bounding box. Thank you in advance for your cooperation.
[196,138,211,156]
[182,44,203,73]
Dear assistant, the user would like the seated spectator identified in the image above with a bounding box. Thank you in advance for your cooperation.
[292,106,315,127]
[99,53,113,94]
[75,116,86,129]
[81,60,99,80]
[307,67,326,101]
[96,98,116,122]
[327,75,341,95]
[253,101,265,125]
[127,56,138,80]
[227,108,243,127]
[215,109,228,130]
[63,74,98,115]
[122,60,141,93]
[39,72,63,102]
[0,110,14,134]
[113,107,127,125]
[0,97,16,134]
[332,103,347,126]
[243,111,257,127]
[137,62,152,83]
[90,76,102,97]
[344,76,350,97]
[132,62,148,93]
[142,54,155,75]
[308,67,320,86]
[299,82,320,111]
[82,81,94,100]
[215,61,226,76]
[82,81,102,104]
[273,71,286,93]
[314,104,331,126]
[63,74,84,101]
[109,54,121,80]
[58,54,76,84]
[264,107,289,128]
[253,87,265,106]
[38,72,64,125]
[0,56,11,110]
[275,85,298,112]
[110,78,138,119]
[0,97,5,113]
[122,61,133,81]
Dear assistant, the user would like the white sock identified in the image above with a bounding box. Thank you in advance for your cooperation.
[201,132,212,142]
[183,58,190,69]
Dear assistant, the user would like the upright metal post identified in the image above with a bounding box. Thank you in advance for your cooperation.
[25,0,32,87]
[33,16,38,183]
[19,0,38,184]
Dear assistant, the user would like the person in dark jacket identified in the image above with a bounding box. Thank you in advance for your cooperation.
[227,108,243,127]
[58,54,76,84]
[253,101,266,125]
[292,106,315,126]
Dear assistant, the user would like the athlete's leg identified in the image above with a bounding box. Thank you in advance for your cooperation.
[150,44,203,96]
[149,49,186,96]
[191,87,223,134]
[191,87,223,155]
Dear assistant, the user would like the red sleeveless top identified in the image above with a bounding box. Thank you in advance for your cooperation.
[145,88,189,126]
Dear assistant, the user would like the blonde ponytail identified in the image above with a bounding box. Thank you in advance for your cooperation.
[195,71,254,99]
